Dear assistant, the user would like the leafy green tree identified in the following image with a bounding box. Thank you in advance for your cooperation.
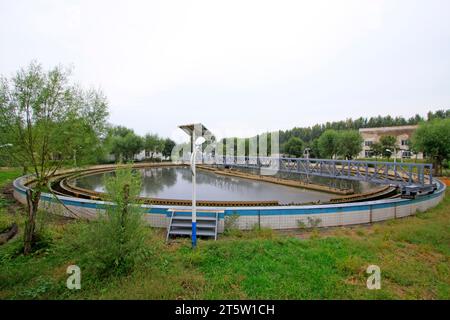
[108,125,134,138]
[412,118,450,176]
[0,62,108,254]
[308,138,320,158]
[337,130,363,160]
[110,131,143,162]
[283,137,304,158]
[78,89,109,136]
[162,138,176,159]
[370,142,384,159]
[104,126,143,162]
[124,133,144,160]
[144,133,163,159]
[317,129,339,159]
[427,109,450,121]
[379,135,398,159]
[64,115,109,166]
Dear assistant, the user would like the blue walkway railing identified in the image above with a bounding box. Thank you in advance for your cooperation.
[186,155,434,188]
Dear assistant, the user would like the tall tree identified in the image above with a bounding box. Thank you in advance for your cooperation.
[427,109,450,121]
[110,131,143,162]
[0,62,109,254]
[162,138,176,159]
[370,142,384,159]
[379,135,398,159]
[337,130,363,160]
[283,137,304,158]
[412,118,450,176]
[307,138,320,158]
[103,126,143,162]
[144,133,162,159]
[317,129,339,159]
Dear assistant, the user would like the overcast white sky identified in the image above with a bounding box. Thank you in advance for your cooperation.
[1,0,449,142]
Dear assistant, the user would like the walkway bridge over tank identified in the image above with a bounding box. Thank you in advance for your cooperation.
[197,156,436,196]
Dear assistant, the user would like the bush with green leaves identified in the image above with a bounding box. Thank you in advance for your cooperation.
[223,213,242,237]
[79,165,149,277]
[282,136,304,158]
[224,213,240,231]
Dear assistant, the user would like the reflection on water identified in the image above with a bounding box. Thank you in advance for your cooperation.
[72,167,373,204]
[239,167,377,194]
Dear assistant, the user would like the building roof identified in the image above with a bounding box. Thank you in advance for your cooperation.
[359,125,418,133]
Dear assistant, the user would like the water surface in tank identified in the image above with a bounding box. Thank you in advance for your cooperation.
[73,167,339,204]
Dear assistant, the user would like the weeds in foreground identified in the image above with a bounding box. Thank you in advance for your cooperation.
[66,165,151,278]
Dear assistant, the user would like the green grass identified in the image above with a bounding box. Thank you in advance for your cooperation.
[0,168,23,230]
[0,167,449,299]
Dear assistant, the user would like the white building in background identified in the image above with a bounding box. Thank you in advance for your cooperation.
[358,125,423,160]
[108,151,166,163]
[134,150,164,161]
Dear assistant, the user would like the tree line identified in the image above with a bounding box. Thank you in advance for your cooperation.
[218,110,449,160]
[280,111,449,145]
[103,126,176,163]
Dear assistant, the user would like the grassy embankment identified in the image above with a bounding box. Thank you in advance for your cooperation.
[0,168,449,299]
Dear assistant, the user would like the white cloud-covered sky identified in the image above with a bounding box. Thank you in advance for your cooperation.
[1,0,449,142]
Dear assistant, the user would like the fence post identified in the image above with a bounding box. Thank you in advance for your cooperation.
[258,210,261,230]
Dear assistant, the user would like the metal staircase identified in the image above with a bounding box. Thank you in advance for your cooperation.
[166,209,222,242]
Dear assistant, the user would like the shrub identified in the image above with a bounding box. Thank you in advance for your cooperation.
[224,213,240,232]
[307,217,322,229]
[78,165,149,277]
[297,220,307,229]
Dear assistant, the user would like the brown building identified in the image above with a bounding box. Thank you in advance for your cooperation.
[358,125,423,159]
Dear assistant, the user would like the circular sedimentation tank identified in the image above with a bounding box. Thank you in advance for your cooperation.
[12,163,446,232]
[50,163,394,206]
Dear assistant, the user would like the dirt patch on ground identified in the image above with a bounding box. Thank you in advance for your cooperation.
[1,182,24,215]
[277,223,378,240]
[1,182,73,225]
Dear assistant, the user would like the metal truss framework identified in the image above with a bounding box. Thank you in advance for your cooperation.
[198,156,434,188]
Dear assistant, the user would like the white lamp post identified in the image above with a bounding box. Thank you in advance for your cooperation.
[190,134,206,249]
[304,148,310,159]
[304,148,310,184]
